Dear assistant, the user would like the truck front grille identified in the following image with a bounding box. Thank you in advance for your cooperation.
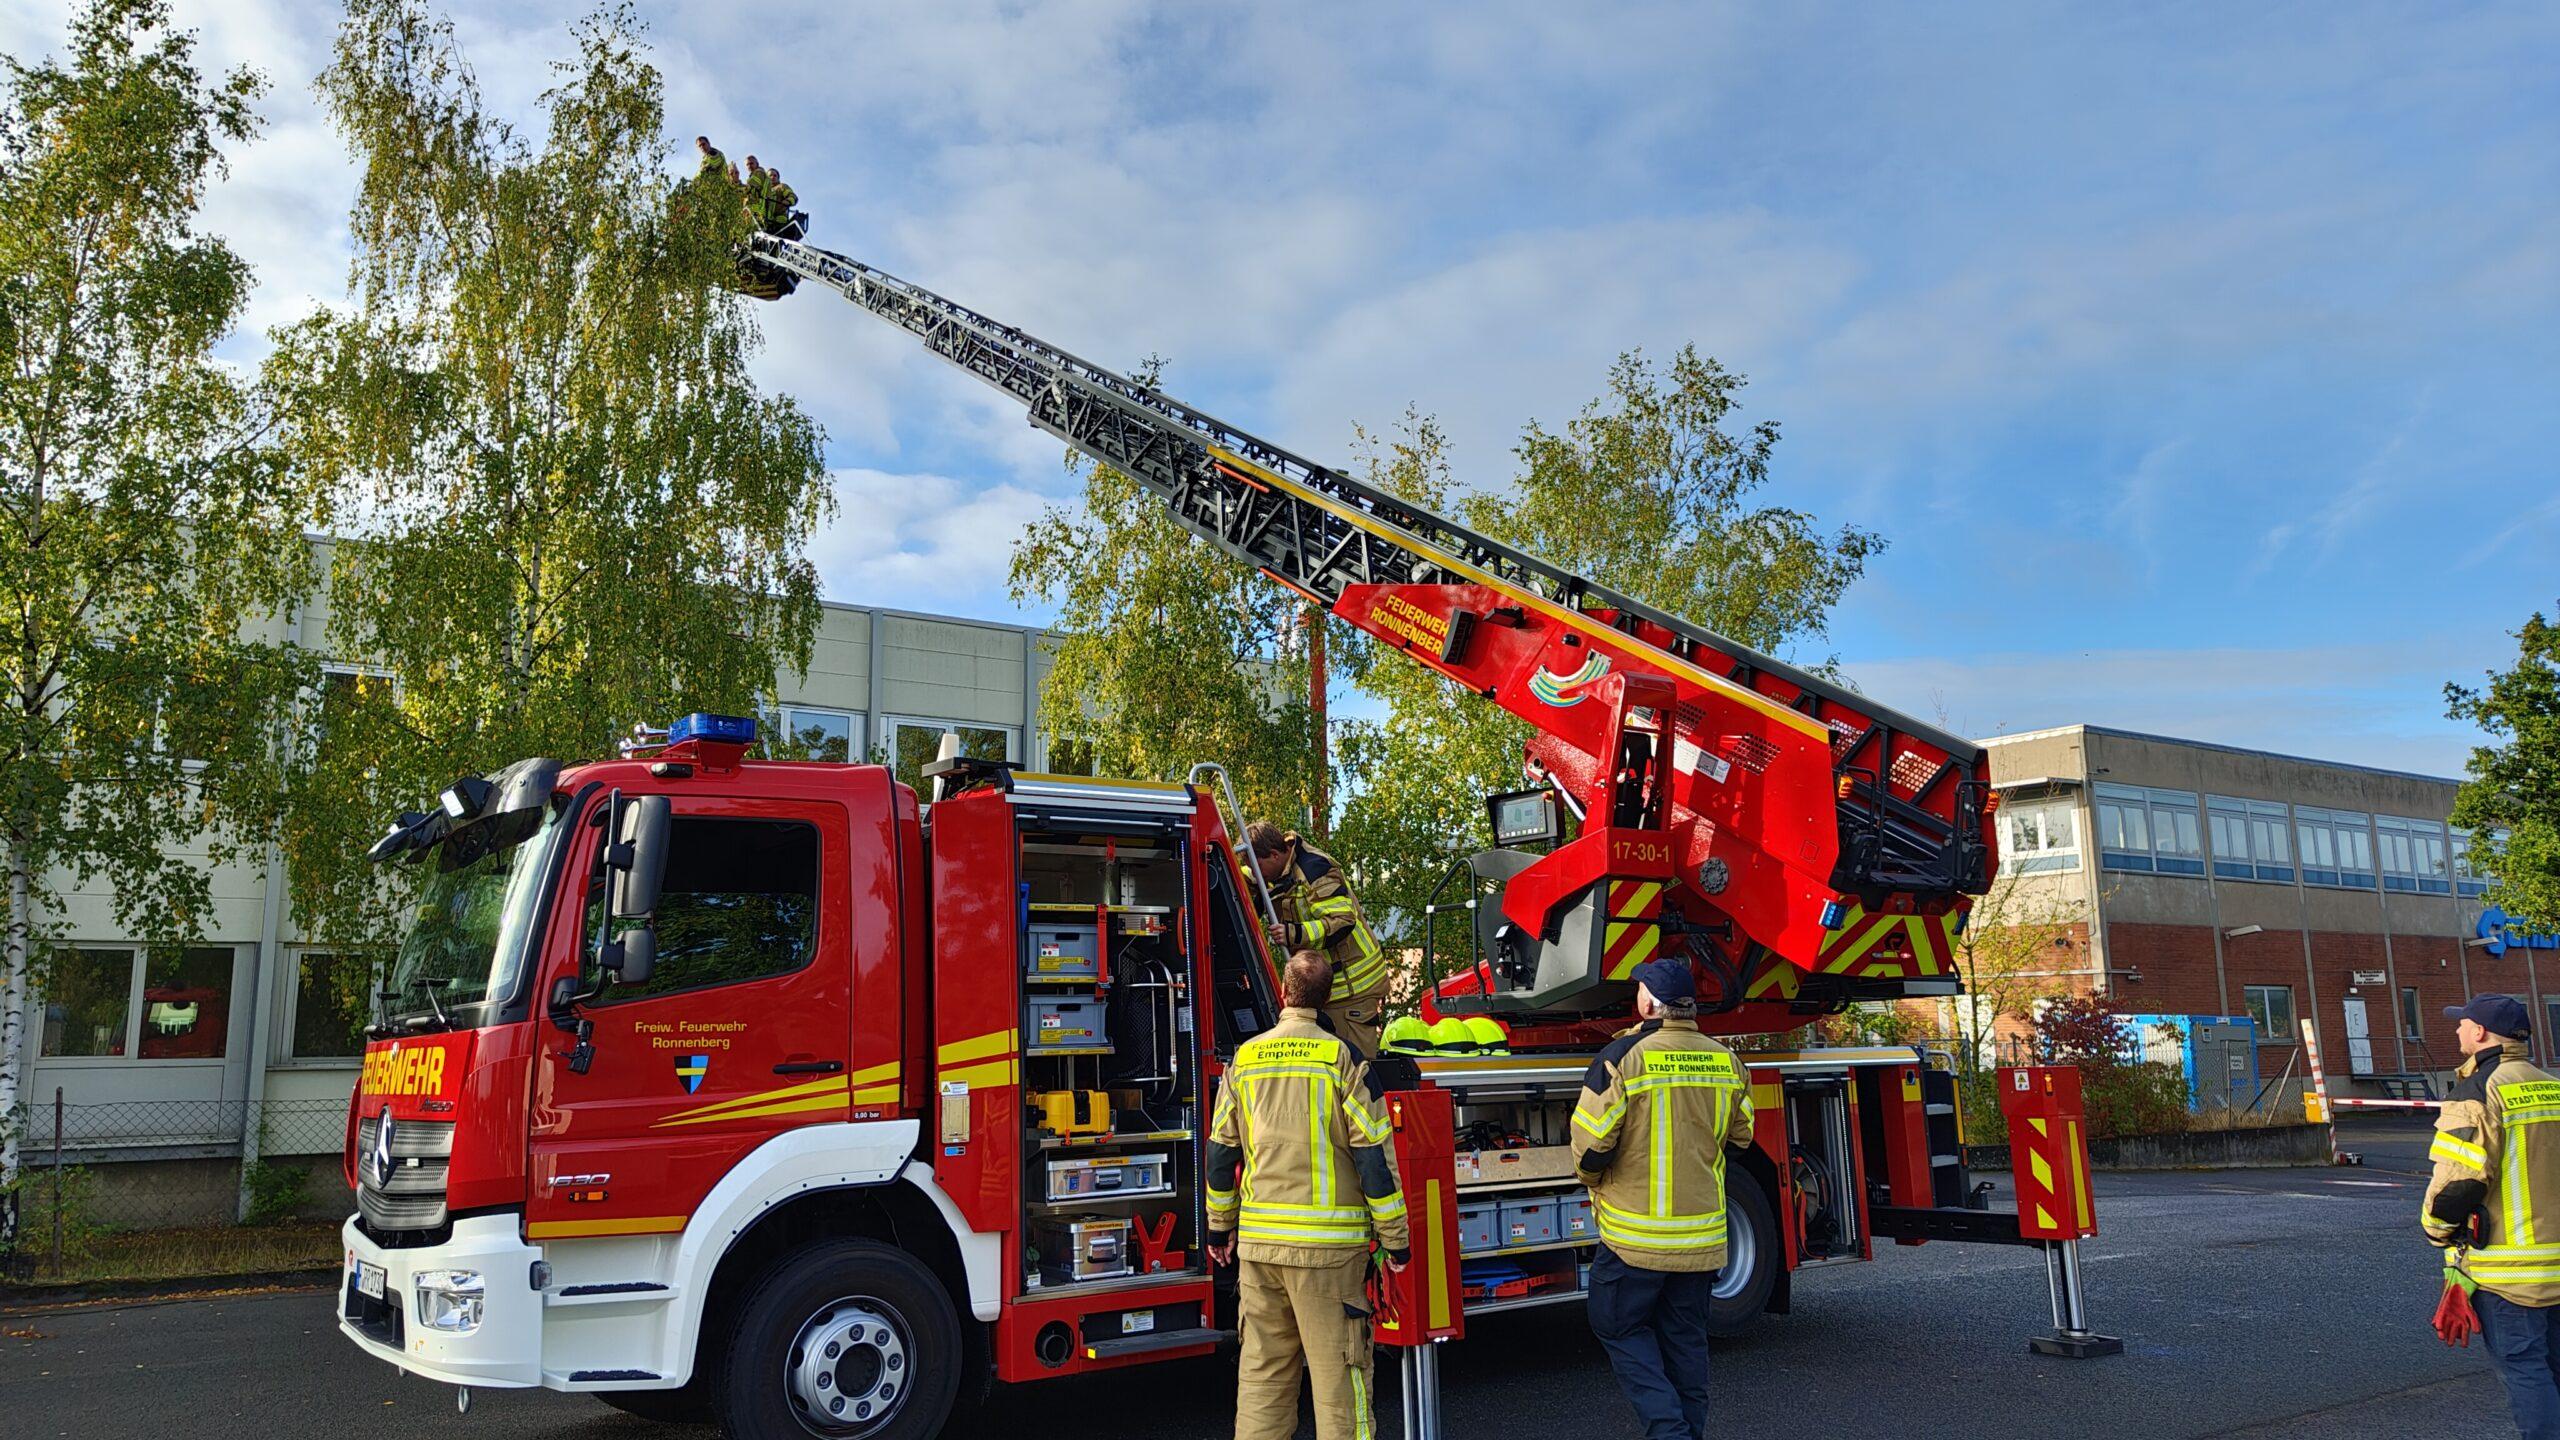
[355,1113,456,1234]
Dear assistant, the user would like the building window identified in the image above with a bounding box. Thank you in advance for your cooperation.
[2096,784,2203,875]
[2295,807,2377,889]
[289,952,373,1060]
[2399,986,2423,1040]
[2001,798,2081,873]
[2207,796,2296,883]
[885,717,1018,793]
[2243,984,2297,1044]
[41,945,235,1060]
[2453,827,2494,898]
[2377,816,2452,896]
[40,947,135,1058]
[771,705,862,763]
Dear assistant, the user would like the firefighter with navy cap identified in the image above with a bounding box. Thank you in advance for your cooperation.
[1570,957,1754,1440]
[2427,992,2560,1437]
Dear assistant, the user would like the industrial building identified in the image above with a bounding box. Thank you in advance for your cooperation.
[1984,724,2527,1100]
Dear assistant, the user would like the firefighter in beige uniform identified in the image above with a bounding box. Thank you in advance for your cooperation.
[1208,951,1410,1440]
[1571,958,1754,1440]
[1248,822,1391,1058]
[2427,993,2560,1438]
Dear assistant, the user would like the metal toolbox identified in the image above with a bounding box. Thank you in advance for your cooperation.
[1033,1215,1133,1284]
[1027,996,1108,1052]
[1026,923,1101,980]
[1499,1196,1558,1247]
[1044,1152,1172,1202]
[1457,1201,1499,1254]
[1559,1192,1596,1240]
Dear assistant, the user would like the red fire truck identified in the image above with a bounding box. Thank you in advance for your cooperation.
[337,242,2113,1436]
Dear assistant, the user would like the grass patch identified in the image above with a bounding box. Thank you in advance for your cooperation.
[12,1220,340,1289]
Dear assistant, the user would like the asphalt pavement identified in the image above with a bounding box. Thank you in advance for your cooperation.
[3,1116,2520,1440]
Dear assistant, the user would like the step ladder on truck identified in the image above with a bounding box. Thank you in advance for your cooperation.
[329,238,2118,1438]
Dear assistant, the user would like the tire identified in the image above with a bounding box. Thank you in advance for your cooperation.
[1706,1172,1780,1337]
[713,1238,963,1440]
[595,1383,711,1425]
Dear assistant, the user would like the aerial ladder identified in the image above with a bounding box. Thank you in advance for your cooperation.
[744,234,1998,1043]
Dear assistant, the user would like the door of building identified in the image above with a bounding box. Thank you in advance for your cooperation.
[2342,995,2375,1077]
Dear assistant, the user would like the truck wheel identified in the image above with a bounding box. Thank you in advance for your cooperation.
[595,1383,709,1424]
[714,1238,961,1440]
[1707,1175,1779,1337]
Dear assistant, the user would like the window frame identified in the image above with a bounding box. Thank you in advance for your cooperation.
[770,703,865,764]
[883,715,1021,792]
[2096,784,2204,876]
[2242,983,2297,1046]
[2398,985,2423,1041]
[2000,797,2082,874]
[2295,806,2377,890]
[2376,814,2451,896]
[277,948,373,1067]
[38,943,240,1065]
[581,813,829,1009]
[2453,826,2493,898]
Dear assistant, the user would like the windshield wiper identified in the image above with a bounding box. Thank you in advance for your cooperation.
[371,975,459,1035]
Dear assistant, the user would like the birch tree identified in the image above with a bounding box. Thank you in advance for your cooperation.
[0,0,318,1204]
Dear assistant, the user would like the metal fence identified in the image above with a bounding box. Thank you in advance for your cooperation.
[4,1095,354,1278]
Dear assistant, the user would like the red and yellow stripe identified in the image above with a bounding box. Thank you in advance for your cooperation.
[649,1060,903,1130]
[1601,880,1667,979]
[1813,903,1960,980]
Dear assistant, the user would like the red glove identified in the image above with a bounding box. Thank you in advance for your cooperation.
[2435,1266,2481,1348]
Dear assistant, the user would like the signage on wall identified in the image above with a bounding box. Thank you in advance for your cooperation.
[2349,969,2387,985]
[2477,907,2560,957]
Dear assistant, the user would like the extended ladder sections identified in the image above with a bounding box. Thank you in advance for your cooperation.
[749,234,1993,991]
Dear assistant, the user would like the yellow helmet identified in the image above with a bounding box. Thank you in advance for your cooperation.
[1462,1016,1511,1055]
[1381,1015,1432,1055]
[1427,1016,1477,1054]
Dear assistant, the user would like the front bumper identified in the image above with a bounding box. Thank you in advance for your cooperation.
[338,1212,545,1388]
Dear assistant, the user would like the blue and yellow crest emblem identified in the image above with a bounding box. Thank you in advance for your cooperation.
[676,1054,710,1094]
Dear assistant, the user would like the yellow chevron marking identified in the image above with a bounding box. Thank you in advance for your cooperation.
[1824,917,1901,972]
[2030,1148,2053,1191]
[1858,961,1903,978]
[655,1090,849,1128]
[941,1057,1018,1090]
[655,1072,849,1126]
[850,1060,901,1085]
[527,1215,688,1240]
[1211,446,1830,743]
[938,1029,1016,1066]
[1750,1081,1781,1111]
[2034,1204,2055,1231]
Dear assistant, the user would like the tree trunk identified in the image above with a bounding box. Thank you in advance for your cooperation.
[1,839,31,1237]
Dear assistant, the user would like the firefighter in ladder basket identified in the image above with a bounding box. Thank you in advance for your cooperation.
[1248,822,1390,1058]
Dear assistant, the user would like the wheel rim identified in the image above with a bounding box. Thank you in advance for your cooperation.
[1711,1203,1758,1302]
[784,1296,912,1436]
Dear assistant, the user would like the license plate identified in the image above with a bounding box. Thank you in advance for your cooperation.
[355,1260,386,1300]
[1121,1311,1154,1334]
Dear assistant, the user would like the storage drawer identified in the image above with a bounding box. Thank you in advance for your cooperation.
[1033,1216,1133,1284]
[1498,1196,1557,1247]
[1045,1152,1172,1202]
[1457,1201,1499,1254]
[1026,924,1101,980]
[1028,996,1108,1052]
[1559,1192,1596,1241]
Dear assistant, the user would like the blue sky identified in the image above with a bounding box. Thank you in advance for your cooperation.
[11,0,2553,774]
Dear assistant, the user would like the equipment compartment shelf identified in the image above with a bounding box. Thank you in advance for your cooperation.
[1476,1237,1595,1260]
[1467,1289,1587,1317]
[1026,1189,1179,1214]
[1033,1129,1194,1151]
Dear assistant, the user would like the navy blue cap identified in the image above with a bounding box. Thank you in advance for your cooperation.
[2447,993,2531,1040]
[1632,958,1694,1005]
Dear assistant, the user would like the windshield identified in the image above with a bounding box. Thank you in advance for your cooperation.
[382,794,571,1025]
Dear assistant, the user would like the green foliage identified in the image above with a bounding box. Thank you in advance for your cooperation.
[2448,609,2560,926]
[4,1163,106,1262]
[0,0,321,1184]
[267,0,832,966]
[238,1158,312,1227]
[2080,1061,2194,1140]
[1011,429,1324,830]
[1331,351,1883,950]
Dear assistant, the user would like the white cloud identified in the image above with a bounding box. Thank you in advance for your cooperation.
[807,467,1063,610]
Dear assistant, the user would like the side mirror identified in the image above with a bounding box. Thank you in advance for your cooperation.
[609,795,672,917]
[600,794,672,988]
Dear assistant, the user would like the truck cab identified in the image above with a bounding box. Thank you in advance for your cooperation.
[338,716,1281,1435]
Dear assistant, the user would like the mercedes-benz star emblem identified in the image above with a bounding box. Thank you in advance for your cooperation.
[371,1105,398,1189]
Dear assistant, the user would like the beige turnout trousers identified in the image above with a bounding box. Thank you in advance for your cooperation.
[1235,1252,1375,1440]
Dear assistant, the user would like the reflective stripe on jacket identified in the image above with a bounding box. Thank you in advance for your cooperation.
[1272,839,1389,1004]
[1207,1008,1410,1266]
[1570,1016,1755,1272]
[2426,1039,2560,1304]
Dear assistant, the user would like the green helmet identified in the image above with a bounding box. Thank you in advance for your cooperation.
[1427,1016,1477,1054]
[1462,1016,1511,1055]
[1381,1015,1432,1056]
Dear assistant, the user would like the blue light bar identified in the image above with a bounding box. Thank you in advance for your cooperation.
[669,712,758,746]
[1819,899,1847,930]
